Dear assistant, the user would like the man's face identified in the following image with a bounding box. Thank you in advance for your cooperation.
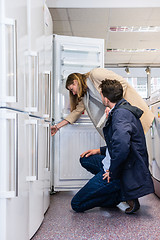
[100,92,109,107]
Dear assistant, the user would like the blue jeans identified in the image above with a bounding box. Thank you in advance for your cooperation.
[71,154,122,212]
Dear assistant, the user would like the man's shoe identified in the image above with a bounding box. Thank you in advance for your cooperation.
[125,199,140,214]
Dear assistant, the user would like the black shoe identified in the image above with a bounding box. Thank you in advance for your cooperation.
[125,199,140,214]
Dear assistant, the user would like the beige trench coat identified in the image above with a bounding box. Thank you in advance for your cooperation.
[65,68,154,134]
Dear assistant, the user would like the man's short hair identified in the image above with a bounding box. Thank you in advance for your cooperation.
[99,79,123,103]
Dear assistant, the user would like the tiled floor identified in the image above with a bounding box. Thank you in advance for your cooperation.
[32,192,160,240]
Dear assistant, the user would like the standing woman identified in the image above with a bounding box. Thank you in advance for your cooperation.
[51,68,154,137]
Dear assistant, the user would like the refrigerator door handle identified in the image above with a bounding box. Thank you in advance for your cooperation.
[35,54,39,113]
[15,113,18,196]
[0,18,17,103]
[24,51,39,112]
[26,119,38,182]
[45,123,50,171]
[0,112,18,198]
[35,122,38,180]
[43,71,51,118]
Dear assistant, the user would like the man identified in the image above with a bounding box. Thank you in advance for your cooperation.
[71,79,154,214]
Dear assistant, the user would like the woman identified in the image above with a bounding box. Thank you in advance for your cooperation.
[51,68,154,137]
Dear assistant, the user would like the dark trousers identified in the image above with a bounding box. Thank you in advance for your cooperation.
[71,154,122,212]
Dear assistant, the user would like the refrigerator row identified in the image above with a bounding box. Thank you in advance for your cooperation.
[0,0,53,239]
[0,108,51,239]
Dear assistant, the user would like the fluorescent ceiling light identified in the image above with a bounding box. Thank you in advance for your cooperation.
[107,48,160,52]
[109,26,160,32]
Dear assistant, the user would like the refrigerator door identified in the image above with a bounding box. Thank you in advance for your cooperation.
[0,0,27,111]
[151,103,160,180]
[0,109,29,240]
[43,121,51,213]
[43,5,53,121]
[25,117,44,239]
[53,34,104,122]
[54,124,105,191]
[26,0,45,117]
[145,127,153,172]
[52,34,105,190]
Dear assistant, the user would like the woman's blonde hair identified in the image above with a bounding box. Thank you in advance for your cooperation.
[66,72,89,111]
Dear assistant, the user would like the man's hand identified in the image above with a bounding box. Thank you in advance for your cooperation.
[103,170,110,183]
[105,107,110,118]
[80,149,100,158]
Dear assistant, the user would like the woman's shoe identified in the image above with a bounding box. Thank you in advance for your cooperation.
[125,199,140,214]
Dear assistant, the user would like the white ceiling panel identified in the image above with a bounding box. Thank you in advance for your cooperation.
[49,8,68,20]
[152,54,160,63]
[130,52,159,63]
[68,8,109,21]
[105,52,133,64]
[71,20,106,33]
[49,7,160,66]
[109,8,153,26]
[72,30,106,39]
[107,32,160,48]
[53,20,71,32]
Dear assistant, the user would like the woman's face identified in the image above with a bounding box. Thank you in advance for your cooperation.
[68,80,79,95]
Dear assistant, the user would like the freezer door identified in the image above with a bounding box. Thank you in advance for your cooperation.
[0,0,28,111]
[43,122,51,213]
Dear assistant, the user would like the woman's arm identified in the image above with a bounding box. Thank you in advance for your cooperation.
[64,99,85,123]
[51,100,85,136]
[51,119,69,136]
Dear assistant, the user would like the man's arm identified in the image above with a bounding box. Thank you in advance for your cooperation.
[80,149,100,158]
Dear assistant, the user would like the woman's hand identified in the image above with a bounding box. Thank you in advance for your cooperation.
[80,149,100,158]
[50,120,69,136]
[51,125,59,136]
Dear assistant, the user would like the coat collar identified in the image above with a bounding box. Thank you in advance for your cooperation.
[105,98,143,128]
[104,99,127,127]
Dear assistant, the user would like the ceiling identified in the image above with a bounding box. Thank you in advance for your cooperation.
[49,8,160,67]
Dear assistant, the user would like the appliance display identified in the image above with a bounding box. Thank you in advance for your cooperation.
[0,0,53,239]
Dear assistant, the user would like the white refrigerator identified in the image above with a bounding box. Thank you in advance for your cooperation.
[0,0,53,239]
[148,89,160,198]
[52,34,105,191]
